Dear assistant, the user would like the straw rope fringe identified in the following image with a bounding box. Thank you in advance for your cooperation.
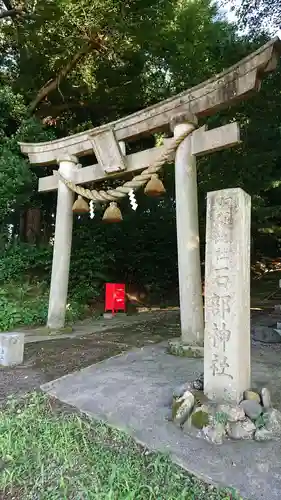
[56,128,193,203]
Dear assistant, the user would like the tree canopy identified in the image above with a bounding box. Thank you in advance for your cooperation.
[233,0,281,35]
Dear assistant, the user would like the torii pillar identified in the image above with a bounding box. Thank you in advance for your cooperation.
[168,112,240,357]
[47,154,79,329]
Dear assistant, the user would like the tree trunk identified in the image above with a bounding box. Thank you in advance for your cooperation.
[20,208,42,244]
[0,8,23,19]
[19,211,25,241]
[29,40,103,113]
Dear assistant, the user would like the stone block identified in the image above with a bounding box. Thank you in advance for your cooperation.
[103,312,114,319]
[204,188,251,403]
[0,332,24,366]
[253,326,281,343]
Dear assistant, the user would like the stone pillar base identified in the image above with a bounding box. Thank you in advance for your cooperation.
[0,332,25,366]
[167,339,204,358]
[103,312,128,319]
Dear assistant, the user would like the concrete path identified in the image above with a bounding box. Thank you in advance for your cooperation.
[41,341,281,500]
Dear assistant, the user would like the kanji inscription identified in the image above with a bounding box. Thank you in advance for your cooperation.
[211,354,233,379]
[204,188,251,403]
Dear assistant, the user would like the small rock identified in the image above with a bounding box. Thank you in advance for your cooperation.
[226,418,256,440]
[253,325,281,343]
[192,378,203,391]
[173,391,195,426]
[254,409,281,441]
[244,389,261,403]
[264,408,281,434]
[173,382,193,399]
[192,372,204,390]
[217,404,245,422]
[261,388,271,409]
[240,400,263,420]
[255,427,274,442]
[203,423,226,445]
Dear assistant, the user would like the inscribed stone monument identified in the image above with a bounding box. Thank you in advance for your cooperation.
[204,188,251,403]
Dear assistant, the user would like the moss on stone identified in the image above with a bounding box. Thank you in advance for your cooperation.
[191,410,209,429]
[167,343,184,356]
[59,326,73,333]
[244,389,261,403]
[172,399,183,420]
[46,326,73,335]
[167,342,203,358]
[192,390,208,407]
[184,348,202,358]
[35,327,52,335]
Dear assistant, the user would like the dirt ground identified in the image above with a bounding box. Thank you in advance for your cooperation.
[0,311,181,404]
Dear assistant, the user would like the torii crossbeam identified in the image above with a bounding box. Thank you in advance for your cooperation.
[19,38,281,349]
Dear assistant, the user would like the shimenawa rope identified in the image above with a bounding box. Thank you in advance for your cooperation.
[56,127,194,203]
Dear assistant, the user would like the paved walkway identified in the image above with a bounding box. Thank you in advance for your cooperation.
[42,341,281,500]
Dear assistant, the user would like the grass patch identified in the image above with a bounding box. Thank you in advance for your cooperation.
[0,392,242,500]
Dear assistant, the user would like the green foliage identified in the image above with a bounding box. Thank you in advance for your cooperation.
[0,84,56,238]
[0,148,34,223]
[0,281,86,331]
[255,412,269,429]
[0,237,114,330]
[0,245,53,282]
[0,86,27,138]
[0,290,48,331]
[214,411,229,426]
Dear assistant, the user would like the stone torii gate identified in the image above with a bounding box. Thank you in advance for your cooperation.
[20,37,281,353]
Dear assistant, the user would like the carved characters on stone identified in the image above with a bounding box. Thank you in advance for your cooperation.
[204,188,251,402]
[206,193,238,387]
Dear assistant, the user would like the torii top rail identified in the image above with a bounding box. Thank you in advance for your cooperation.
[20,37,281,171]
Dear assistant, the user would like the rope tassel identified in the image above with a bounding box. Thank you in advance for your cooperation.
[72,195,89,213]
[144,174,166,197]
[102,202,123,223]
